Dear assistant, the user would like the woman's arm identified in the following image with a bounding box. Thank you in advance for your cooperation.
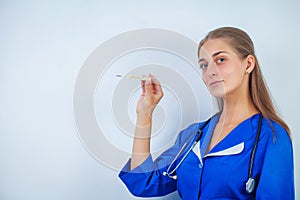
[119,74,201,197]
[130,74,164,170]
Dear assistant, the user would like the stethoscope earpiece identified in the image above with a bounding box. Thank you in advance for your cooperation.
[163,171,177,180]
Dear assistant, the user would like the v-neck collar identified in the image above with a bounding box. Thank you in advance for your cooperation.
[202,113,260,156]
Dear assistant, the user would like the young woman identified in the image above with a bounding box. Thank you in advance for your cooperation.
[118,27,295,199]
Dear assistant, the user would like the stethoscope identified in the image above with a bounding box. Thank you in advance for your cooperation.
[163,113,263,194]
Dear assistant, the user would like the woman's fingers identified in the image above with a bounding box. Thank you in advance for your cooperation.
[144,77,153,97]
[136,74,164,115]
[141,80,146,95]
[149,74,163,97]
[140,74,164,102]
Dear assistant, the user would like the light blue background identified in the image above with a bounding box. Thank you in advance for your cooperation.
[1,0,299,199]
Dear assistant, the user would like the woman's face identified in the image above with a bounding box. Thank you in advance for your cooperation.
[198,39,249,98]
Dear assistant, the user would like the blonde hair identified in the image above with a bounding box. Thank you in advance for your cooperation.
[198,27,291,138]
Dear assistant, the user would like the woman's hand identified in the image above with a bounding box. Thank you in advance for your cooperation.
[136,74,164,117]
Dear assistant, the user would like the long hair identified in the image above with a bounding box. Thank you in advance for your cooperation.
[198,27,291,138]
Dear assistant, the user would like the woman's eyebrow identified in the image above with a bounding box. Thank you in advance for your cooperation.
[198,58,206,63]
[198,51,229,63]
[212,51,228,58]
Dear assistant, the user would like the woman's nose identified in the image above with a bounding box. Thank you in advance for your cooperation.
[206,62,219,78]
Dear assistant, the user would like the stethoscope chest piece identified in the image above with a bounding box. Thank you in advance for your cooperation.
[246,177,255,194]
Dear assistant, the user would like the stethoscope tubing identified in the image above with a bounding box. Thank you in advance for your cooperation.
[163,113,263,194]
[163,117,211,179]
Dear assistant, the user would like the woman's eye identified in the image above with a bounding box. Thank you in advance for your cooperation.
[199,63,208,69]
[216,58,225,63]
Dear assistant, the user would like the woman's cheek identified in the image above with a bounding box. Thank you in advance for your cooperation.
[202,75,208,86]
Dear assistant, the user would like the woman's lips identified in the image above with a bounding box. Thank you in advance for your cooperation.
[209,80,224,87]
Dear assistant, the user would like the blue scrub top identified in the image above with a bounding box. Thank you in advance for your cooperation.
[119,114,295,199]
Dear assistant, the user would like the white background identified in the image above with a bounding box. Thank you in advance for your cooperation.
[1,0,299,199]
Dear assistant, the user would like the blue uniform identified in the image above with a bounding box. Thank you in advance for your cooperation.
[119,114,294,199]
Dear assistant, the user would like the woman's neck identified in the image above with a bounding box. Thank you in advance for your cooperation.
[219,94,258,125]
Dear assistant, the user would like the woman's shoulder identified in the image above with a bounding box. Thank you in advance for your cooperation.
[176,115,217,144]
[260,116,292,144]
[176,122,201,144]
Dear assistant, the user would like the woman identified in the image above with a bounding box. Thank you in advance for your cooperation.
[118,27,294,199]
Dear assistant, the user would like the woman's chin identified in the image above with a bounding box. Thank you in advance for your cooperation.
[209,89,226,98]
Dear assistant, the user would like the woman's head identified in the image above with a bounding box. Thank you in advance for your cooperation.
[198,27,257,99]
[198,26,291,137]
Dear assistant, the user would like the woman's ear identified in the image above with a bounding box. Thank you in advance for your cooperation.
[244,55,255,74]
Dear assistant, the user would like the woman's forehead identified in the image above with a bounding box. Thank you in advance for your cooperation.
[199,39,233,58]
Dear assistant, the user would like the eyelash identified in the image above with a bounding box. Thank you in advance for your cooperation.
[199,58,225,69]
[199,63,208,69]
[216,57,225,63]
